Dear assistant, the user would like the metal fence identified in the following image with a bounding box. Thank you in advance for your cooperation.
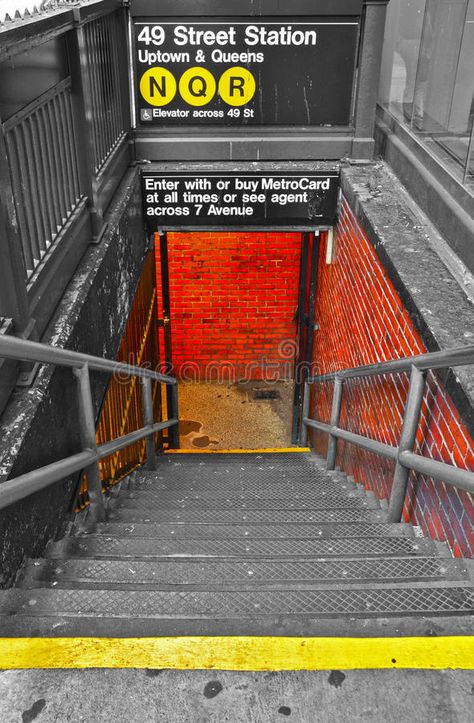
[83,9,128,175]
[0,2,80,26]
[4,79,83,280]
[0,1,131,412]
[76,251,163,508]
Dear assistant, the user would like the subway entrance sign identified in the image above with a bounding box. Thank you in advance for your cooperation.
[143,170,339,228]
[132,4,361,127]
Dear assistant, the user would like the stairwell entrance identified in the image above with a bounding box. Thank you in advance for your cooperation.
[154,230,320,449]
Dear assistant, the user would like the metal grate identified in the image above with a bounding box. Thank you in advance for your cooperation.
[3,586,473,618]
[48,535,434,559]
[96,522,410,540]
[4,79,83,279]
[23,557,466,586]
[252,389,281,400]
[133,471,354,490]
[121,488,371,509]
[108,507,385,524]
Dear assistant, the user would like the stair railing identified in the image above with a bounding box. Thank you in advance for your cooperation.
[0,335,179,521]
[300,345,474,523]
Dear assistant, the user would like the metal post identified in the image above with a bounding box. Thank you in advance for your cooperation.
[388,365,427,522]
[291,232,309,444]
[168,382,180,449]
[299,380,311,447]
[74,363,105,522]
[140,377,156,470]
[353,0,390,158]
[304,232,320,372]
[327,376,344,470]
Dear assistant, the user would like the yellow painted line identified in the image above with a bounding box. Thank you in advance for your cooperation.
[0,636,473,670]
[165,448,311,454]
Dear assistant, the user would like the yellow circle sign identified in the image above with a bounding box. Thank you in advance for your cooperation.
[219,67,256,106]
[140,68,177,106]
[179,67,216,107]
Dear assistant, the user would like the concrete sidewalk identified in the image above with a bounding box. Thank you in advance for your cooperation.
[0,668,472,722]
[177,381,294,450]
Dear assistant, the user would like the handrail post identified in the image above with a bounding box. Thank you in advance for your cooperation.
[74,363,105,522]
[388,365,427,522]
[299,380,311,447]
[327,376,344,470]
[168,382,180,449]
[140,377,156,470]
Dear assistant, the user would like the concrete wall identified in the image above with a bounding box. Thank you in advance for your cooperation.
[0,169,148,587]
[375,110,474,275]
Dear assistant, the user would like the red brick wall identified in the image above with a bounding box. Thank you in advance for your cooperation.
[156,231,301,381]
[311,198,474,558]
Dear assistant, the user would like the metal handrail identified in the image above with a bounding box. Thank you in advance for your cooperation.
[0,335,179,519]
[301,345,474,523]
[308,344,474,383]
[0,335,174,383]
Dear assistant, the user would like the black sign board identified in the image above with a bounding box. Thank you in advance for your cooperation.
[143,171,339,228]
[135,18,359,126]
[131,1,364,16]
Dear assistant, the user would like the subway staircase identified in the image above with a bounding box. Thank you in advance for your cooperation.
[0,452,473,637]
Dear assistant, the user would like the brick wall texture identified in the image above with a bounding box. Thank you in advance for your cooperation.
[155,232,301,381]
[310,198,474,558]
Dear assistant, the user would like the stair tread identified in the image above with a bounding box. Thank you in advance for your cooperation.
[154,453,317,465]
[127,481,360,497]
[47,535,439,560]
[130,473,357,489]
[117,493,381,510]
[2,612,472,638]
[1,586,473,619]
[89,522,414,539]
[107,508,388,524]
[20,556,469,589]
[8,451,472,639]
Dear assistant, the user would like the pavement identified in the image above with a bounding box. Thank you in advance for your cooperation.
[177,381,295,450]
[0,668,473,722]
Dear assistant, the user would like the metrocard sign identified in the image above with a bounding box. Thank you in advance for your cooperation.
[142,171,340,228]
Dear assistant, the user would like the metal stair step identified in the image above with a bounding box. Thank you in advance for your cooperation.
[131,467,357,487]
[153,453,317,467]
[128,478,359,496]
[4,449,472,641]
[88,521,415,539]
[1,586,472,622]
[131,459,358,486]
[117,490,382,510]
[45,535,440,560]
[19,556,470,591]
[106,507,389,524]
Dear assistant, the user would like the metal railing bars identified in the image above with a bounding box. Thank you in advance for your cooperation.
[84,10,127,174]
[303,419,399,462]
[301,344,474,523]
[3,78,83,280]
[0,335,179,519]
[308,344,474,383]
[0,419,176,515]
[0,335,174,383]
